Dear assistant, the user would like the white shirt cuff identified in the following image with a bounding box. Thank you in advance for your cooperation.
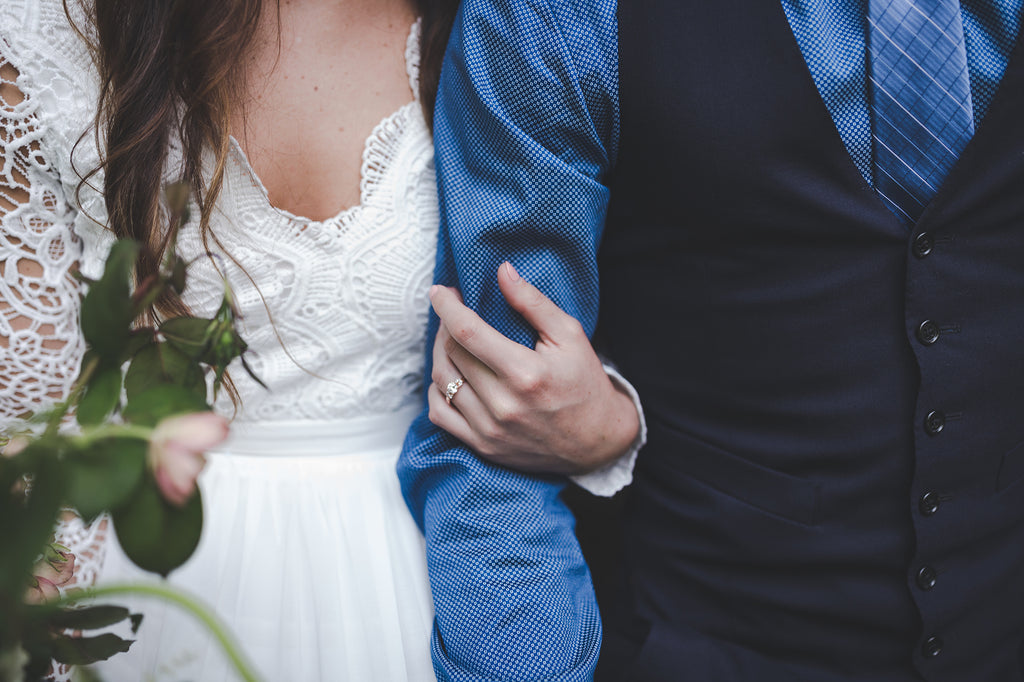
[569,363,646,497]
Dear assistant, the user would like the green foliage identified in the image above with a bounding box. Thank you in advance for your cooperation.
[63,438,146,522]
[0,448,66,616]
[125,342,207,404]
[1,183,262,677]
[79,240,138,364]
[76,365,123,427]
[44,605,137,631]
[113,483,204,577]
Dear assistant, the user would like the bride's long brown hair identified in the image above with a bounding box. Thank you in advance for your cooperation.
[76,0,458,321]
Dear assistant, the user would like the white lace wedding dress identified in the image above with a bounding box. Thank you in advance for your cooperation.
[1,1,437,680]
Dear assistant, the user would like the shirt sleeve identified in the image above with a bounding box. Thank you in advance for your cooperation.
[397,0,619,679]
[569,363,645,497]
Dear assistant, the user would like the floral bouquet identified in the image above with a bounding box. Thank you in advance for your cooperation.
[0,185,262,681]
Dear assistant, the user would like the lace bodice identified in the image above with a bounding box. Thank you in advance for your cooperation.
[0,1,438,428]
[2,10,436,669]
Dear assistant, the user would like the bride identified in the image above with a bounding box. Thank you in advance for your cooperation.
[0,0,640,680]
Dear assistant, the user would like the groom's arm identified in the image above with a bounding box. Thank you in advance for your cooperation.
[398,0,619,680]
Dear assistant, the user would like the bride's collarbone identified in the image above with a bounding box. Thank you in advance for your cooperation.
[232,3,418,222]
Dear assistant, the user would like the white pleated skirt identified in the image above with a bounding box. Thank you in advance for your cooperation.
[92,407,436,682]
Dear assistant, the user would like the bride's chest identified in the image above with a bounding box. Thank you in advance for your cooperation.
[178,106,438,353]
[230,4,419,222]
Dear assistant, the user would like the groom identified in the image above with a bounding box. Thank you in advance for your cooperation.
[401,0,1024,680]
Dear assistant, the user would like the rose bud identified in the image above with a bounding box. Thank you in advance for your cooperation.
[148,412,229,506]
[24,576,60,605]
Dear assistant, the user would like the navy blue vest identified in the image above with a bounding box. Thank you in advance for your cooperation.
[588,2,1024,680]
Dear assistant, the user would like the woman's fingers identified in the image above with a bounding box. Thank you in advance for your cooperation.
[426,265,642,475]
[432,318,500,402]
[427,382,477,444]
[496,262,586,347]
[429,284,530,373]
[427,375,497,455]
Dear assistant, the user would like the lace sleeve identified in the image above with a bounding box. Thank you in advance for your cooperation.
[1,51,84,426]
[2,48,106,682]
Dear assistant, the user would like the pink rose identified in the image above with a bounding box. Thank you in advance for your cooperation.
[24,544,75,604]
[148,412,228,506]
[24,576,60,605]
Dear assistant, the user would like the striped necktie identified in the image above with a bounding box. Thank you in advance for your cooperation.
[868,0,975,224]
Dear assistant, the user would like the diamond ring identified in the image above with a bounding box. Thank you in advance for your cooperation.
[444,378,464,405]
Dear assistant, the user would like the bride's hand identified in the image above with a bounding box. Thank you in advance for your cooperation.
[427,262,640,475]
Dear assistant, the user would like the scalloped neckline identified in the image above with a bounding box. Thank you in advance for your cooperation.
[228,19,421,227]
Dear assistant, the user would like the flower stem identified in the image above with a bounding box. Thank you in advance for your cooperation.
[71,423,153,446]
[54,582,262,682]
[43,354,100,438]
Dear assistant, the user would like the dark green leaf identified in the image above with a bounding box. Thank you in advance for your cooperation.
[45,605,135,631]
[112,481,203,576]
[121,329,155,363]
[164,182,191,220]
[48,632,134,665]
[0,447,65,596]
[122,384,209,427]
[124,342,206,403]
[64,438,146,521]
[160,316,214,360]
[79,240,138,363]
[22,651,51,681]
[239,353,268,391]
[76,365,123,427]
[171,257,187,293]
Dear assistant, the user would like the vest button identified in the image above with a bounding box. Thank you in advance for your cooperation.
[924,410,945,435]
[919,492,940,516]
[916,565,937,590]
[916,320,940,345]
[913,232,934,258]
[922,635,943,658]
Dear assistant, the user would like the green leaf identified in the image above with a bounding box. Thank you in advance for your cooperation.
[124,342,206,403]
[64,438,146,521]
[76,365,123,427]
[121,329,155,363]
[79,240,138,363]
[0,446,66,597]
[48,633,134,665]
[21,650,51,682]
[238,353,268,391]
[171,257,187,294]
[112,481,203,576]
[160,316,214,360]
[122,384,209,427]
[45,605,136,631]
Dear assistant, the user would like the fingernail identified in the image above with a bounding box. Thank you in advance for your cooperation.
[429,285,440,299]
[505,262,520,282]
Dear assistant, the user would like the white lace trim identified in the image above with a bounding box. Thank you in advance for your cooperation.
[405,17,422,98]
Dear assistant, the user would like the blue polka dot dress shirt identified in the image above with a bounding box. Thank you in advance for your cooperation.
[398,1,1021,679]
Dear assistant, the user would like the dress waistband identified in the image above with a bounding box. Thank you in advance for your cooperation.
[215,406,422,457]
